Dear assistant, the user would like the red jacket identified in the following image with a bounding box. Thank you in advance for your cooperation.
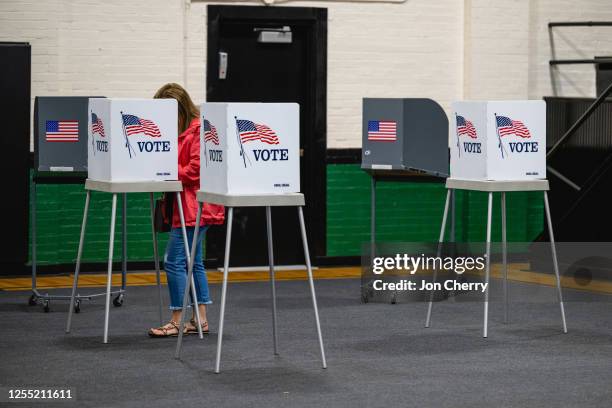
[172,118,225,228]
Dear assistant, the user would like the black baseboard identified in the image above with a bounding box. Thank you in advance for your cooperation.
[315,255,360,267]
[326,148,361,164]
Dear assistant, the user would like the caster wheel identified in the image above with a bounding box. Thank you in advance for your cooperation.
[43,300,50,313]
[28,294,37,306]
[113,294,124,307]
[74,299,81,314]
[391,296,397,305]
[361,293,369,304]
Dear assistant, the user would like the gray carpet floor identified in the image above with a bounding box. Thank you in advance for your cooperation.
[1,277,611,408]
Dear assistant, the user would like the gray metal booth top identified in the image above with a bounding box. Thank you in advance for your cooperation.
[361,98,449,177]
[361,98,452,304]
[34,96,101,172]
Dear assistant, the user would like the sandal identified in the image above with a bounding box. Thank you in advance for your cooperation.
[186,318,209,335]
[148,321,185,338]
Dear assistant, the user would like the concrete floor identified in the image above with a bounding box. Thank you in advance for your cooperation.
[1,277,611,408]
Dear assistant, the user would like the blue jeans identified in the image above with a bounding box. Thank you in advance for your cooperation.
[164,226,212,310]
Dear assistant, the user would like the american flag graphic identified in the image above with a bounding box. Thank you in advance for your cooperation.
[122,113,161,137]
[91,113,105,137]
[456,115,477,138]
[236,119,279,145]
[496,116,531,138]
[46,120,78,142]
[367,120,397,141]
[203,119,219,145]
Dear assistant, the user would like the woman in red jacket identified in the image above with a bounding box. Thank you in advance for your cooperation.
[149,83,224,337]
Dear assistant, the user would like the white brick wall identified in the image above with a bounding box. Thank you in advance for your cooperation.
[1,0,610,149]
[464,0,531,100]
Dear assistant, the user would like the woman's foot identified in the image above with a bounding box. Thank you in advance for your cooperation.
[148,321,185,337]
[186,318,209,335]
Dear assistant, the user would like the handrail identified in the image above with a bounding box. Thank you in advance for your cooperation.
[547,81,612,158]
[549,21,612,27]
[545,82,612,192]
[550,59,612,65]
[549,150,612,229]
[548,22,612,65]
[544,21,612,231]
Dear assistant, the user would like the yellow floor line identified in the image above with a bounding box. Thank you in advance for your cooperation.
[0,267,360,291]
[1,265,611,294]
[488,263,612,294]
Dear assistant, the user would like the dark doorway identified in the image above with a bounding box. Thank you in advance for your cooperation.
[205,6,327,267]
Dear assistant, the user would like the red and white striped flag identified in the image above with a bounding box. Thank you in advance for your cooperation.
[496,116,531,138]
[122,114,161,137]
[46,120,78,142]
[367,120,397,141]
[203,119,220,145]
[456,115,477,138]
[236,119,280,145]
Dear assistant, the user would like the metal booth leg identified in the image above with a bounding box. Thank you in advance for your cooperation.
[266,206,279,355]
[483,192,493,338]
[103,193,118,343]
[425,189,452,328]
[543,191,568,333]
[364,175,376,304]
[66,190,91,333]
[176,192,203,339]
[450,189,456,243]
[175,204,204,359]
[149,193,163,325]
[501,192,508,324]
[371,175,376,262]
[298,206,327,369]
[31,180,37,301]
[215,207,234,373]
[121,193,127,301]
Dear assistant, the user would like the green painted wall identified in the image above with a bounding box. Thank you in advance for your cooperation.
[30,174,168,265]
[326,164,544,257]
[29,164,544,264]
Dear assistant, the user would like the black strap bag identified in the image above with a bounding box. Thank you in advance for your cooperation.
[154,192,175,233]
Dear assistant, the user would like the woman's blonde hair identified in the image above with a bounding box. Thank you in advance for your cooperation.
[154,83,200,134]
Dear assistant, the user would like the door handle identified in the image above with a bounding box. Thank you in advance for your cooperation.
[219,52,228,79]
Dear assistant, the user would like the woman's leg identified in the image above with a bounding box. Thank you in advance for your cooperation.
[188,225,212,323]
[149,228,189,336]
[164,227,189,323]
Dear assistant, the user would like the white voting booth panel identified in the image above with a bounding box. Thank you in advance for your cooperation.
[87,98,178,182]
[450,100,546,181]
[200,103,300,195]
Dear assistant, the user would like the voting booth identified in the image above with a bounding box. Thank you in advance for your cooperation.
[174,102,326,373]
[68,98,196,343]
[31,96,103,312]
[88,98,178,182]
[35,96,103,172]
[360,98,450,304]
[361,98,449,177]
[427,101,566,338]
[450,100,546,181]
[200,102,300,194]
